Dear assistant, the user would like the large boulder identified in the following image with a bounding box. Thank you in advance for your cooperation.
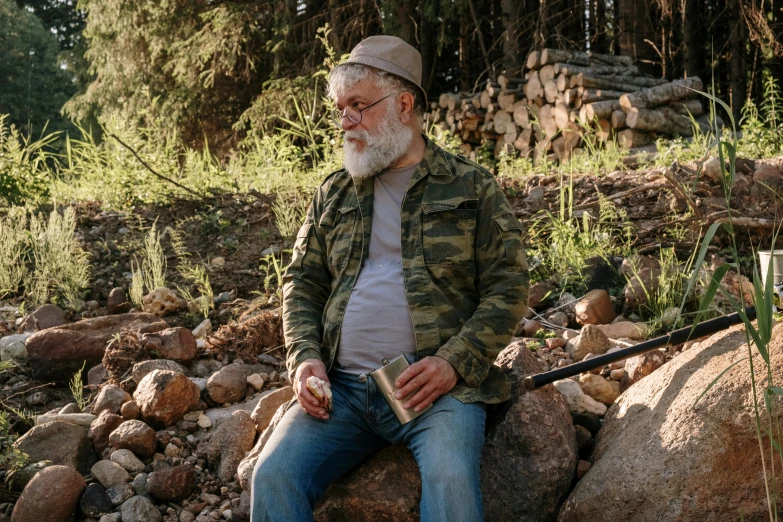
[14,421,97,475]
[251,387,295,432]
[26,313,167,382]
[239,340,578,522]
[204,410,257,482]
[10,465,86,522]
[558,324,783,522]
[133,370,200,427]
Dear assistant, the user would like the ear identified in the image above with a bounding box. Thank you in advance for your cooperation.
[398,92,416,124]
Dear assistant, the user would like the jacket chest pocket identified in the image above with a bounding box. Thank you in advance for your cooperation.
[421,203,477,267]
[320,204,358,270]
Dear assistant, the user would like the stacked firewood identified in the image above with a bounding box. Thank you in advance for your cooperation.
[424,48,713,163]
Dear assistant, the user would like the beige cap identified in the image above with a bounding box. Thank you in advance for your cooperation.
[346,35,428,105]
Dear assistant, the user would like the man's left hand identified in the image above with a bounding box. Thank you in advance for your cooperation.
[394,356,459,412]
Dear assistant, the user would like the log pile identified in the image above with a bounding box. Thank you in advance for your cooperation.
[424,48,715,163]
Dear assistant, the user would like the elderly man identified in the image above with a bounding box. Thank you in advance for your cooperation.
[251,35,529,522]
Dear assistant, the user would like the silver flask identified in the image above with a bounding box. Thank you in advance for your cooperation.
[368,355,433,425]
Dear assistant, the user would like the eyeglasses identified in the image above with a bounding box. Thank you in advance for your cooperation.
[331,93,393,127]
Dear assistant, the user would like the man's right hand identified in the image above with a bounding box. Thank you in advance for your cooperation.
[294,358,331,420]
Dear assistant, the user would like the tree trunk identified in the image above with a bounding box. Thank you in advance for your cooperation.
[618,77,703,110]
[728,0,747,122]
[501,0,522,74]
[616,0,661,77]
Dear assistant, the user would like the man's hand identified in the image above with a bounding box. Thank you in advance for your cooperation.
[294,359,331,420]
[394,356,458,412]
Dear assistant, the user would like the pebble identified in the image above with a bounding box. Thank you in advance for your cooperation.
[246,374,265,391]
[111,449,145,473]
[211,257,226,267]
[91,460,131,488]
[106,482,135,506]
[26,391,48,406]
[132,472,149,497]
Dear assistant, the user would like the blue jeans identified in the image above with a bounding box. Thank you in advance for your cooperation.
[251,369,486,522]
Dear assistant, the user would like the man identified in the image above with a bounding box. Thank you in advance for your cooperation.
[251,35,529,522]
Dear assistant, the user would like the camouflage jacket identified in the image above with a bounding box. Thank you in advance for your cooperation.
[282,136,529,404]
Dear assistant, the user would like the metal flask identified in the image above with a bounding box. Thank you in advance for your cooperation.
[368,355,433,425]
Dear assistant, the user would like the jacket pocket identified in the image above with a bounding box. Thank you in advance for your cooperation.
[320,204,358,270]
[492,211,527,273]
[422,202,477,267]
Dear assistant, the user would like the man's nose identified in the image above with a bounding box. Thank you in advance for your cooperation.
[340,114,357,132]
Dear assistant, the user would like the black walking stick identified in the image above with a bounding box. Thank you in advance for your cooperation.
[524,307,757,390]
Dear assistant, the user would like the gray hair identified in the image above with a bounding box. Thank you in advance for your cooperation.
[327,63,425,116]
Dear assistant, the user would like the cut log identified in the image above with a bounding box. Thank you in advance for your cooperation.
[540,49,590,66]
[526,51,541,70]
[618,77,703,111]
[595,119,611,142]
[618,129,655,149]
[446,109,457,126]
[512,101,530,127]
[539,104,558,139]
[627,107,693,135]
[564,88,580,106]
[588,52,634,66]
[611,109,627,129]
[504,126,519,145]
[544,80,559,104]
[471,95,482,108]
[539,65,556,84]
[580,88,630,103]
[497,89,521,111]
[577,74,668,90]
[439,93,459,109]
[555,63,640,77]
[459,143,473,156]
[493,110,512,134]
[554,101,570,130]
[514,127,533,154]
[525,71,543,101]
[585,100,621,121]
[668,98,704,117]
[557,73,569,93]
[480,91,492,109]
[486,82,503,98]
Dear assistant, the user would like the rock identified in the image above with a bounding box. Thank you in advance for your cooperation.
[660,306,680,328]
[146,465,195,500]
[582,256,622,292]
[575,289,616,326]
[620,256,662,310]
[92,385,132,416]
[192,319,212,339]
[576,459,592,479]
[211,257,226,267]
[556,293,578,323]
[108,420,157,457]
[91,460,130,488]
[207,364,253,404]
[141,327,197,362]
[251,387,295,432]
[131,472,148,497]
[142,287,184,316]
[88,364,109,386]
[577,373,621,406]
[26,313,167,382]
[110,448,145,472]
[133,370,200,427]
[89,411,124,454]
[547,311,569,328]
[565,325,612,361]
[735,157,755,174]
[553,379,607,416]
[559,325,783,521]
[36,413,96,427]
[99,514,122,522]
[545,337,566,350]
[26,391,48,406]
[246,373,265,391]
[203,395,261,430]
[528,281,555,309]
[701,155,723,182]
[205,411,257,482]
[574,425,592,457]
[0,333,32,361]
[22,304,67,331]
[621,350,666,390]
[119,496,162,522]
[14,421,96,475]
[571,411,602,436]
[517,318,543,337]
[10,465,86,522]
[80,483,115,518]
[190,358,223,378]
[107,287,131,314]
[753,163,782,183]
[6,461,51,492]
[106,482,135,506]
[59,403,80,414]
[120,400,140,420]
[594,321,647,340]
[197,413,212,429]
[131,359,189,382]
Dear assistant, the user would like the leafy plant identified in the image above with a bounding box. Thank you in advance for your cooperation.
[272,194,308,240]
[170,226,214,319]
[0,410,28,482]
[259,250,291,299]
[0,208,29,298]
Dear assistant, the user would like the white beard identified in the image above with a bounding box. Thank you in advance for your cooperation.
[342,101,415,179]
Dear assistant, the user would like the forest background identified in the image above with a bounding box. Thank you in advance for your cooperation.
[4,0,783,160]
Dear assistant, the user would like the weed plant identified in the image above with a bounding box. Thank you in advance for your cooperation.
[0,115,55,207]
[0,209,29,298]
[69,361,89,411]
[170,226,214,319]
[272,193,308,240]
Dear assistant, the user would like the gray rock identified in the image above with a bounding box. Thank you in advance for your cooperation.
[99,514,122,522]
[207,364,252,404]
[141,327,197,362]
[105,482,135,506]
[131,359,190,383]
[110,448,145,472]
[119,496,162,522]
[14,421,97,475]
[204,411,256,482]
[131,472,148,497]
[565,325,612,361]
[0,333,32,361]
[91,385,132,416]
[59,403,80,414]
[91,460,130,488]
[23,304,67,331]
[552,379,607,416]
[80,483,114,518]
[190,358,223,378]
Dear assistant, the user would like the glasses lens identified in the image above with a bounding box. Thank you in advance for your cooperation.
[345,106,361,124]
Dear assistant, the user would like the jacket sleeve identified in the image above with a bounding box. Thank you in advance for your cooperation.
[436,175,529,387]
[282,188,332,378]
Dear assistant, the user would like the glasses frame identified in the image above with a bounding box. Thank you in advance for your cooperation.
[332,93,394,126]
